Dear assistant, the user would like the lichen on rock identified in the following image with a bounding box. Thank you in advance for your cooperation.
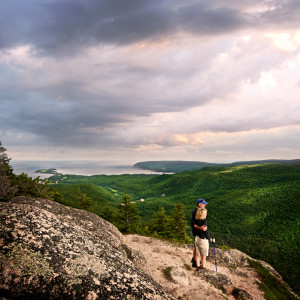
[208,248,249,268]
[0,197,174,299]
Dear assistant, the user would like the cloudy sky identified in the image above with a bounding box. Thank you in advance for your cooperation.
[1,0,300,163]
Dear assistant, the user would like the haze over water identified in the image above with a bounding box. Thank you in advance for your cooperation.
[11,160,162,179]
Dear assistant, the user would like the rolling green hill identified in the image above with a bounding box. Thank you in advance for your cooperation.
[48,163,300,294]
[52,182,121,218]
[134,159,300,173]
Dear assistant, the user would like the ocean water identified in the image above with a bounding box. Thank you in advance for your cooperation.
[11,160,162,179]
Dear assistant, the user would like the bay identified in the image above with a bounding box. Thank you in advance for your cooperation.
[11,160,162,179]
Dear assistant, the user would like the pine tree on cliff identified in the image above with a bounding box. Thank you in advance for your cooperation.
[119,193,140,233]
[0,141,14,176]
[0,140,57,200]
[76,188,95,212]
[152,206,170,237]
[170,203,188,242]
[0,141,17,199]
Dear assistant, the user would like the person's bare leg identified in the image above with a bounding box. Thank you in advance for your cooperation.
[201,255,206,269]
[195,250,201,267]
[193,246,197,260]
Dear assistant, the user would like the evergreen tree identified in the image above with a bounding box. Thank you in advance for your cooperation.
[13,173,51,199]
[119,193,140,233]
[0,141,57,200]
[50,188,64,204]
[101,205,117,224]
[170,203,188,241]
[152,206,170,237]
[0,141,12,170]
[76,188,95,212]
[0,170,18,200]
[0,141,17,199]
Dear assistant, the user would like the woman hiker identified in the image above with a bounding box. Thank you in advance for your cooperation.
[191,199,211,270]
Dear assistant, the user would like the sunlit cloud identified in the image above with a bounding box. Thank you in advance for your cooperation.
[135,144,165,152]
[174,134,204,145]
[0,0,299,163]
[265,31,300,51]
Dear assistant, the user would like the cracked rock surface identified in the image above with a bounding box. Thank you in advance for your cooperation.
[0,197,174,300]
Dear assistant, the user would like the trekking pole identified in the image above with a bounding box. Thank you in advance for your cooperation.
[212,238,217,272]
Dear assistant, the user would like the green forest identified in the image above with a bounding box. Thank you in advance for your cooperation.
[1,142,299,295]
[47,163,300,294]
[134,159,300,173]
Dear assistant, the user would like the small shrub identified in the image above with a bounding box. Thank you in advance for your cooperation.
[162,266,175,283]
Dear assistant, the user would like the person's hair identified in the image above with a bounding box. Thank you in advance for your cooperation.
[195,208,207,220]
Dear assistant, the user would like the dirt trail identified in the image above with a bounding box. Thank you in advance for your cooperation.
[125,234,265,300]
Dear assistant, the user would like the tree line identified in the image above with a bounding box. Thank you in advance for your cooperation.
[71,188,191,243]
[117,193,190,243]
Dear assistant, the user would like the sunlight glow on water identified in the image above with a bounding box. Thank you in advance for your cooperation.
[11,160,162,178]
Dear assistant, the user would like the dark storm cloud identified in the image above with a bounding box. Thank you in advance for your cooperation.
[256,0,300,28]
[1,0,300,158]
[1,0,298,56]
[0,90,134,147]
[0,0,174,55]
[0,80,211,148]
[177,3,245,35]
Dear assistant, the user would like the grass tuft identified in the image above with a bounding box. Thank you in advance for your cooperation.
[162,266,175,283]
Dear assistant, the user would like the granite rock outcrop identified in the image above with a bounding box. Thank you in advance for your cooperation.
[0,197,174,299]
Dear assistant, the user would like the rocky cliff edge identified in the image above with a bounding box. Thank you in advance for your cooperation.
[0,197,173,299]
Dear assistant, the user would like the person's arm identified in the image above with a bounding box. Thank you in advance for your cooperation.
[204,229,211,239]
[191,208,198,227]
[202,219,210,238]
[193,224,206,230]
[194,219,207,231]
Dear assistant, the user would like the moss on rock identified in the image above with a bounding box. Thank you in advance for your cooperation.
[0,197,174,299]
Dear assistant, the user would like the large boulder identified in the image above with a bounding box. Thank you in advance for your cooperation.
[197,268,234,295]
[0,197,174,299]
[208,247,249,268]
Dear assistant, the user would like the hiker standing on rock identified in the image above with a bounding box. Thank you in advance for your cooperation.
[191,199,211,270]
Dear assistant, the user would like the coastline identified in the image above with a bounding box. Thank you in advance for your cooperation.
[11,160,164,178]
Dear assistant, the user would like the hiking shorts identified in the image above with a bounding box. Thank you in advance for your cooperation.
[195,236,209,256]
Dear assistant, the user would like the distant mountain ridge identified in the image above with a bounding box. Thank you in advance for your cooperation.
[134,159,300,173]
